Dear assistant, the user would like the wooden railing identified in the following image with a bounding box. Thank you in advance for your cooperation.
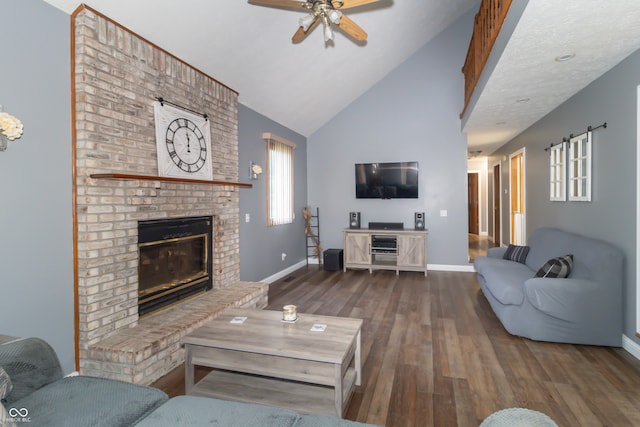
[461,0,513,118]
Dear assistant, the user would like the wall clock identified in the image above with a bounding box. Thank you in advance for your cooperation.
[154,100,213,180]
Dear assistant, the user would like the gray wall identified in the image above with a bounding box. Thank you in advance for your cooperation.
[489,47,640,345]
[307,10,475,267]
[238,104,308,281]
[0,0,74,373]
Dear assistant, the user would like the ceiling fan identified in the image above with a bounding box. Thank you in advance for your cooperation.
[248,0,380,44]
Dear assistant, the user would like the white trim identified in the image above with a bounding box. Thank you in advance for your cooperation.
[622,334,640,361]
[428,264,476,272]
[509,148,526,245]
[260,260,308,284]
[637,85,640,334]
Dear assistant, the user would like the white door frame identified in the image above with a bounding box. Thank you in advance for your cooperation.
[509,148,526,245]
[636,85,640,334]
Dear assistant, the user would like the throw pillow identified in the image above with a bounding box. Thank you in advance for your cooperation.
[535,255,573,278]
[503,244,530,264]
[0,367,13,426]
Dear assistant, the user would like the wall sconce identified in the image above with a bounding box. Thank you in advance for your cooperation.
[0,105,24,152]
[249,161,263,180]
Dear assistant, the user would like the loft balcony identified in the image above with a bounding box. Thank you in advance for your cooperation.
[459,1,640,156]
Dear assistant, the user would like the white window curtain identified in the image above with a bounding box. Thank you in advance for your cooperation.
[265,133,295,226]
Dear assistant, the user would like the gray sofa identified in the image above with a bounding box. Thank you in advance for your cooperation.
[473,227,623,346]
[1,337,379,427]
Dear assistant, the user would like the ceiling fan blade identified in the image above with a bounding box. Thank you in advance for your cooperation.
[248,0,311,10]
[338,14,368,41]
[292,16,321,43]
[335,0,380,10]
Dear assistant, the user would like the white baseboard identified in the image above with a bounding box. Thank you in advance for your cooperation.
[427,264,476,272]
[260,260,309,284]
[622,334,640,361]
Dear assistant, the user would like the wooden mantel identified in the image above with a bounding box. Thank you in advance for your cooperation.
[90,173,253,188]
[461,0,513,118]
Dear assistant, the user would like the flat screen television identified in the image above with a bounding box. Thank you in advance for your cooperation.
[355,162,419,199]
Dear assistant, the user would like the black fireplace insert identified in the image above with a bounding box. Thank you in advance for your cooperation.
[137,216,213,317]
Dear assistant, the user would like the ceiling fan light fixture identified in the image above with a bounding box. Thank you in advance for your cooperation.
[328,9,342,25]
[299,13,316,31]
[323,17,334,41]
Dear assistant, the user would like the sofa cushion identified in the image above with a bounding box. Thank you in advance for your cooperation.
[535,255,573,278]
[296,413,381,426]
[503,244,530,264]
[135,395,301,427]
[476,258,533,305]
[12,375,167,427]
[0,338,63,404]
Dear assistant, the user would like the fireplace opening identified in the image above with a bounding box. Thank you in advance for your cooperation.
[137,216,213,317]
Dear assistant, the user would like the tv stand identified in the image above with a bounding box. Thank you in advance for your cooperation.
[343,228,427,276]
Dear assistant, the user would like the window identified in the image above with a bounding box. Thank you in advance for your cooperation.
[549,141,566,201]
[264,133,295,226]
[568,131,592,201]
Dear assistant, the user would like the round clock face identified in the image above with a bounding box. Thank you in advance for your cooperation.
[165,118,207,173]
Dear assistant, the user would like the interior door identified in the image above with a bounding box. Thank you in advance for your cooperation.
[468,172,479,235]
[493,163,501,245]
[509,150,526,245]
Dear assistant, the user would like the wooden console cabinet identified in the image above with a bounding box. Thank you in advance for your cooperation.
[343,228,427,276]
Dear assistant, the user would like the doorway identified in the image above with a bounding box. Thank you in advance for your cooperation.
[509,148,526,245]
[468,172,479,235]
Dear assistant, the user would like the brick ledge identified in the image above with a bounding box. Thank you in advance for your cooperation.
[81,281,268,384]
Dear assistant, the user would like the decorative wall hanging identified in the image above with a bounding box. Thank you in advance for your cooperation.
[154,98,212,180]
[545,122,605,203]
[0,105,24,152]
[549,141,566,201]
[568,131,592,202]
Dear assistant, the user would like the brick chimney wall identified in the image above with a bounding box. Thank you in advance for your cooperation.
[74,7,242,370]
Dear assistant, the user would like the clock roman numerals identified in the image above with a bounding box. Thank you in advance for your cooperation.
[155,101,212,180]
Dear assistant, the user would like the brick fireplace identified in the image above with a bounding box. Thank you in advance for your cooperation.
[72,6,267,385]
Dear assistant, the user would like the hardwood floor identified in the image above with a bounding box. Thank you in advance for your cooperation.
[468,234,498,262]
[152,267,640,426]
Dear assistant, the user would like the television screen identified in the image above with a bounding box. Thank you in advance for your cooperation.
[355,162,419,199]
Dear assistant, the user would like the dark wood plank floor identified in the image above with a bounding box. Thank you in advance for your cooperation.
[152,267,640,427]
[468,234,498,262]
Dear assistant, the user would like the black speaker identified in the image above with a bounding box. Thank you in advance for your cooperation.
[414,212,425,230]
[323,249,344,271]
[349,212,361,229]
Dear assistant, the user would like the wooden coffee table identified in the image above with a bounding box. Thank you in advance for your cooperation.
[182,308,362,418]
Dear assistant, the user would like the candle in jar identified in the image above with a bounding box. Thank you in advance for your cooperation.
[283,305,297,321]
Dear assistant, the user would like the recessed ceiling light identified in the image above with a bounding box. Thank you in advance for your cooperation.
[516,98,530,103]
[555,53,576,62]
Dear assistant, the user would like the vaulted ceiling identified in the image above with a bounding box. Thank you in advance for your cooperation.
[41,0,640,155]
[42,0,480,137]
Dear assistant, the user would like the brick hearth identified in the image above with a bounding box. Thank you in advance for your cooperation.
[82,281,268,385]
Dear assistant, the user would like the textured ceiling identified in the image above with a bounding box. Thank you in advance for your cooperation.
[463,0,640,155]
[41,0,480,137]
